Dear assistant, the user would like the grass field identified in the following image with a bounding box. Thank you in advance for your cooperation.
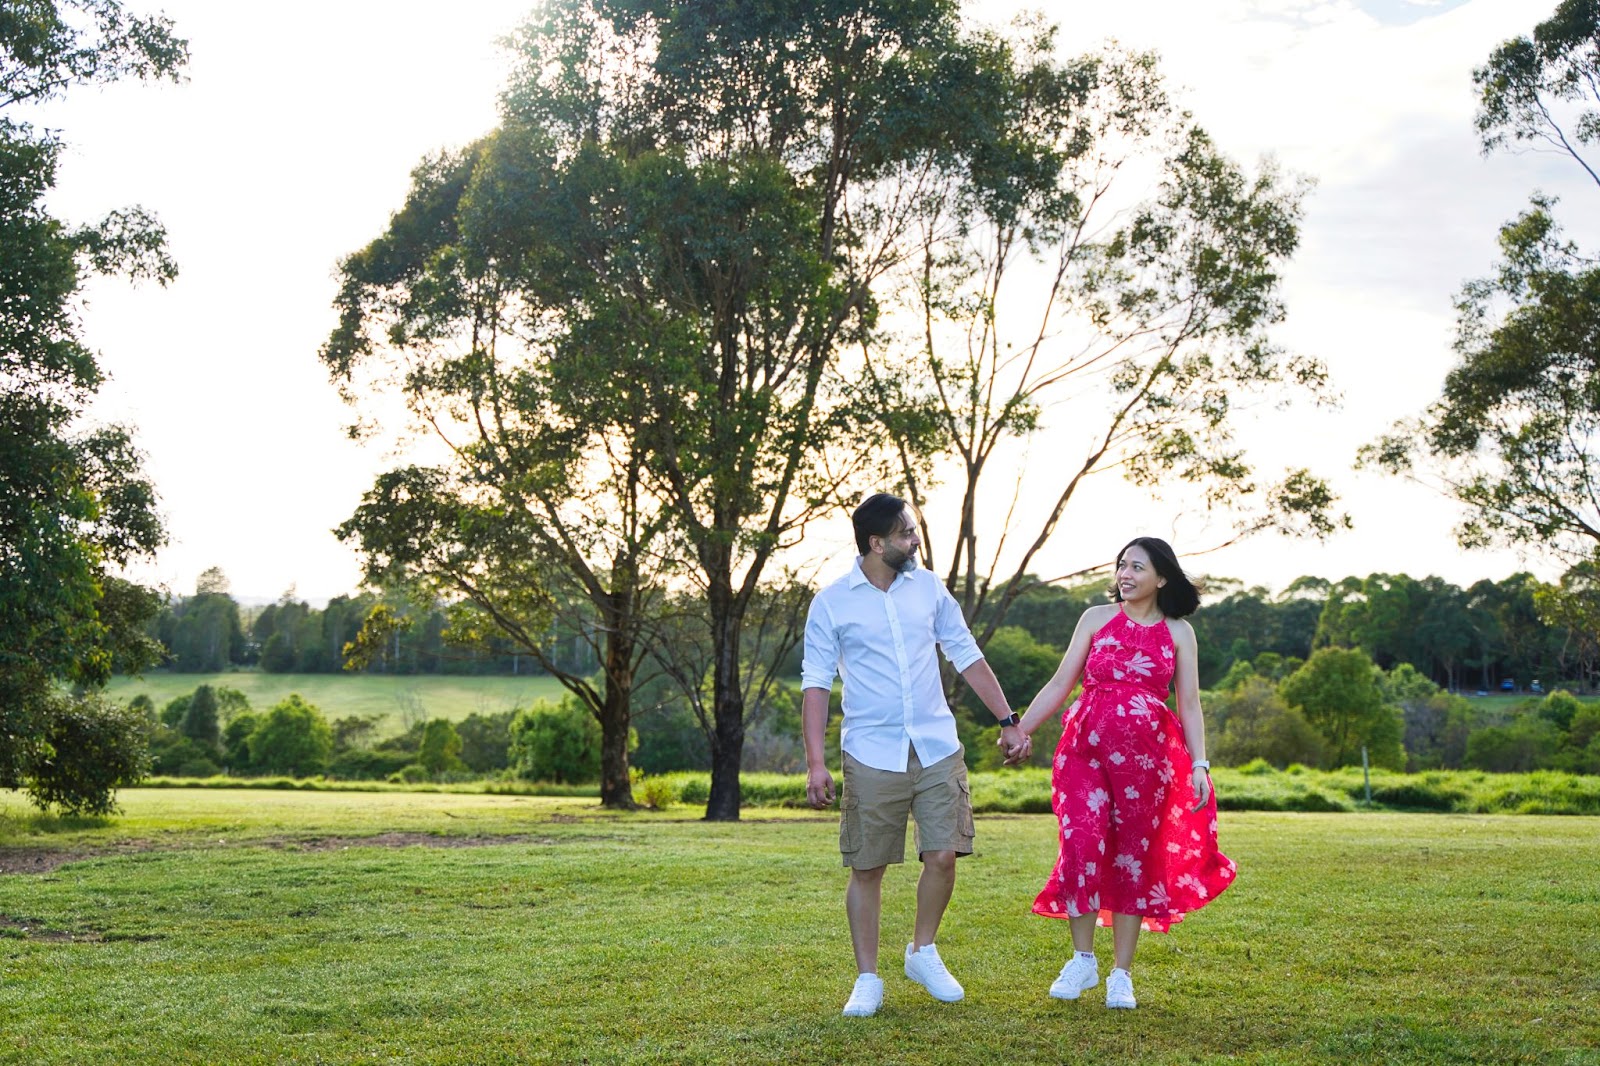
[104,671,569,732]
[1,791,1596,1064]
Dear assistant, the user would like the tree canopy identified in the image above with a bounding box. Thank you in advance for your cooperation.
[0,1,186,814]
[1366,0,1600,562]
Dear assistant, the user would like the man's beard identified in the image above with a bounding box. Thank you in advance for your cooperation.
[885,546,920,574]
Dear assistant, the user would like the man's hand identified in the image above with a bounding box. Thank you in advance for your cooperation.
[1190,765,1212,813]
[806,766,837,809]
[998,724,1032,766]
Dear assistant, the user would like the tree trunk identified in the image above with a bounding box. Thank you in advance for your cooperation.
[704,575,745,822]
[598,678,636,809]
[597,587,638,810]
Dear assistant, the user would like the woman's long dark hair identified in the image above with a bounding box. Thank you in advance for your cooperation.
[1111,537,1202,618]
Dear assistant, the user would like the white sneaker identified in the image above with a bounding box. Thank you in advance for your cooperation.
[1105,967,1137,1009]
[904,942,965,1002]
[842,973,884,1017]
[1049,953,1099,1000]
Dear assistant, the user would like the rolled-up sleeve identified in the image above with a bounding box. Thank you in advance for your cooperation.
[800,594,839,691]
[933,582,984,673]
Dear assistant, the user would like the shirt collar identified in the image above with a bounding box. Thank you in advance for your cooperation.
[850,555,910,591]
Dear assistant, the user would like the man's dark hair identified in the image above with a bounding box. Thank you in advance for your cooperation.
[853,493,908,555]
[1111,536,1203,618]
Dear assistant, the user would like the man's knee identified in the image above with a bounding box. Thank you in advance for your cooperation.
[921,849,957,875]
[850,863,888,887]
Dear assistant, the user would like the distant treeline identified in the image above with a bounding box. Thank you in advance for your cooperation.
[152,567,1596,696]
[153,570,598,678]
[970,569,1596,694]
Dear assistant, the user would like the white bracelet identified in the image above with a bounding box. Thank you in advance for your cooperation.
[1192,760,1210,772]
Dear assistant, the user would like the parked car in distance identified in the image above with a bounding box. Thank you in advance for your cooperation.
[1500,678,1516,692]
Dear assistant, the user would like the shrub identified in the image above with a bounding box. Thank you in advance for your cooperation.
[247,695,334,777]
[328,748,415,781]
[175,756,222,778]
[222,712,260,773]
[389,764,429,784]
[25,694,150,816]
[1465,717,1561,773]
[510,698,601,783]
[1280,647,1405,769]
[1211,677,1326,768]
[418,719,466,776]
[456,710,516,773]
[679,776,711,805]
[638,775,677,810]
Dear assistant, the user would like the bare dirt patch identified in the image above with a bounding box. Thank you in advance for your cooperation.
[0,915,101,942]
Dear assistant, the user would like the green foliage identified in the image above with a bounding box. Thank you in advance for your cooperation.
[1209,676,1326,769]
[1465,716,1563,773]
[509,699,602,784]
[637,774,677,810]
[611,764,1600,817]
[1279,647,1405,769]
[417,719,465,777]
[246,695,334,777]
[221,712,259,772]
[23,694,149,816]
[453,710,517,774]
[157,573,245,671]
[326,748,415,782]
[1536,688,1585,731]
[179,684,221,752]
[0,0,186,815]
[963,627,1059,719]
[1367,2,1600,569]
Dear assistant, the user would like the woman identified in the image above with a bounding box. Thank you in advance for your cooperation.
[1013,537,1235,1009]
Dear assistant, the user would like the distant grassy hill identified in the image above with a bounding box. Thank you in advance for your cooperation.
[105,671,569,733]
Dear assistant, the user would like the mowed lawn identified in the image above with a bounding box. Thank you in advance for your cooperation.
[103,672,569,730]
[1,792,1597,1065]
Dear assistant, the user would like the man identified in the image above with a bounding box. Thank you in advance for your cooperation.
[802,493,1030,1018]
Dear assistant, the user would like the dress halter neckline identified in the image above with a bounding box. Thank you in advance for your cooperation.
[1118,602,1167,629]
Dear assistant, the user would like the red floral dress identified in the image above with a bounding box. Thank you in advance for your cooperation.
[1032,607,1236,932]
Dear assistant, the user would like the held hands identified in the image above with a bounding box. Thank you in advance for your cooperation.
[998,724,1032,767]
[806,766,836,809]
[1190,765,1213,812]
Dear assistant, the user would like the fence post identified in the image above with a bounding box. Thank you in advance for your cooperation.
[1361,745,1372,807]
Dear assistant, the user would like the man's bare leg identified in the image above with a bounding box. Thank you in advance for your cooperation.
[846,865,886,973]
[912,849,956,949]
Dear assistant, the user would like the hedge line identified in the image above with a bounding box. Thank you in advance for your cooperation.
[642,764,1600,816]
[136,765,1600,815]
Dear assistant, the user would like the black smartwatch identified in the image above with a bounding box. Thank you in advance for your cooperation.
[997,711,1020,728]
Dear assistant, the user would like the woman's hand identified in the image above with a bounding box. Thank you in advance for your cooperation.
[1190,765,1212,813]
[998,724,1032,766]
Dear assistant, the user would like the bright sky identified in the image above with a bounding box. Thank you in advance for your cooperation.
[32,0,1593,603]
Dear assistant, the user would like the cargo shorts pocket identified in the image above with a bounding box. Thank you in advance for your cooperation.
[839,794,863,854]
[956,779,975,839]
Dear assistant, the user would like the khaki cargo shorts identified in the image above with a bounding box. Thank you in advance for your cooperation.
[838,747,974,869]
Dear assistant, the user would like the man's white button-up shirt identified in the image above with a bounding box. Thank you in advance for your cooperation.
[801,558,986,773]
